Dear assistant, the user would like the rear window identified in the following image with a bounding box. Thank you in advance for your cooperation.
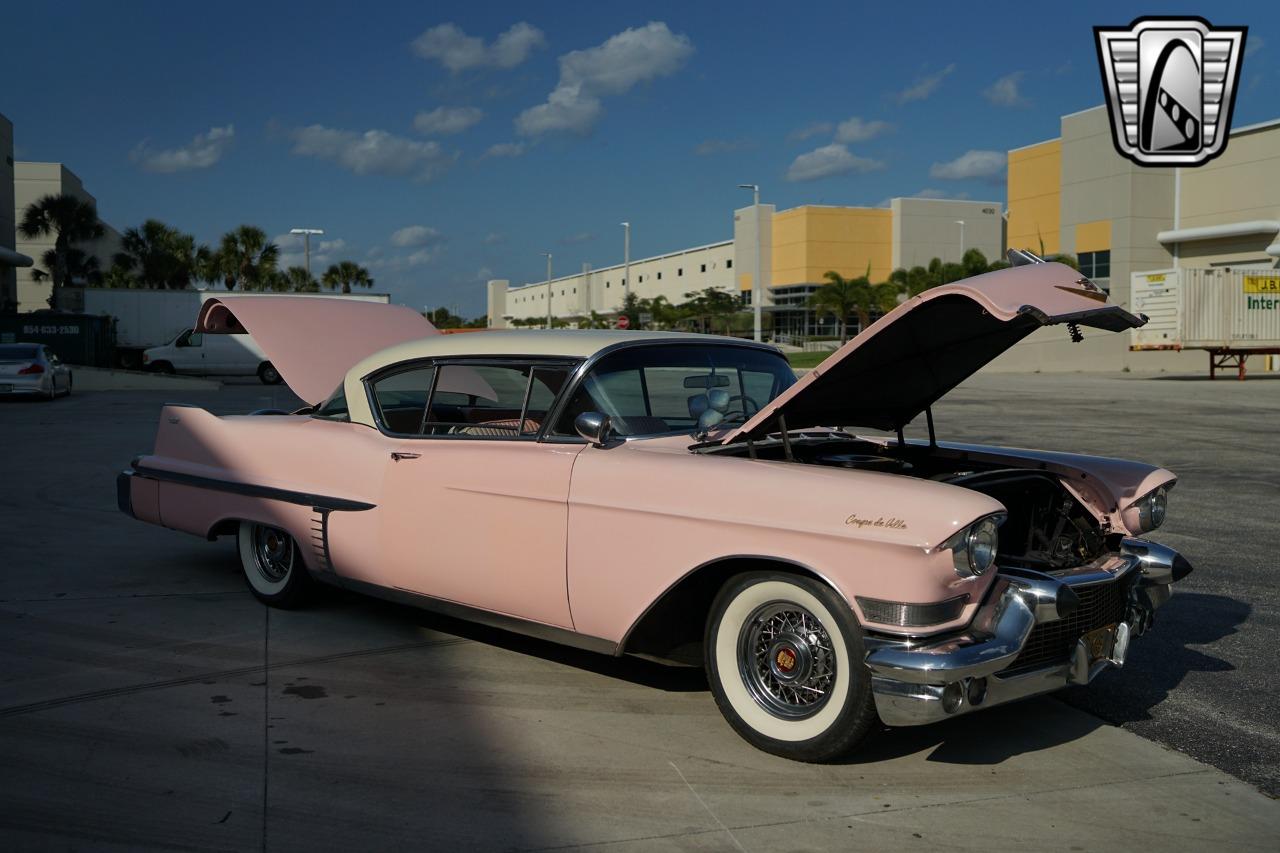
[0,345,39,360]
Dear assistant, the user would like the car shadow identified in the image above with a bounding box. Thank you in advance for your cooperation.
[308,583,710,693]
[1057,590,1247,725]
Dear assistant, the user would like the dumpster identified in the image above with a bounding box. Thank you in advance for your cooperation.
[0,312,117,366]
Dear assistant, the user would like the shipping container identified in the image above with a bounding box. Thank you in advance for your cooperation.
[62,288,392,369]
[1131,267,1280,350]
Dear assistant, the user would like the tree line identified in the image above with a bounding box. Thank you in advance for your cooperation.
[17,193,374,309]
[809,248,1078,342]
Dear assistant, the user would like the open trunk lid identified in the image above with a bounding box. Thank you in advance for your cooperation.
[721,262,1145,443]
[197,296,437,405]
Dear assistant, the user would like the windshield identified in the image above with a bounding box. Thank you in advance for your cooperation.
[0,345,40,361]
[554,344,795,436]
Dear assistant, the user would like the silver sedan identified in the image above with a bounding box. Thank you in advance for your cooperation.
[0,343,73,400]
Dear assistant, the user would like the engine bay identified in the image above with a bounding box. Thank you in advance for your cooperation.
[708,434,1108,570]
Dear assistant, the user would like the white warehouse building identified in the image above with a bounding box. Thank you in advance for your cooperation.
[487,197,1004,333]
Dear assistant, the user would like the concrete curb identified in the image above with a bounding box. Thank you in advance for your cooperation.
[71,365,221,391]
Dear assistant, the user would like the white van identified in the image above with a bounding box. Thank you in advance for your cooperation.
[142,328,281,384]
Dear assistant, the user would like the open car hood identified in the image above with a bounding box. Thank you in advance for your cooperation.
[720,262,1146,444]
[197,296,437,405]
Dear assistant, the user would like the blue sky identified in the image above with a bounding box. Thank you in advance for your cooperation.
[3,1,1275,315]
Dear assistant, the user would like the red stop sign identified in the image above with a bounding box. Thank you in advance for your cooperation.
[615,315,630,329]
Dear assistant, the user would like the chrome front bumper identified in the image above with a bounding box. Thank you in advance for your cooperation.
[865,538,1190,727]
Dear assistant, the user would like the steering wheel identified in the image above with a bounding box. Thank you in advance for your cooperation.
[724,393,763,421]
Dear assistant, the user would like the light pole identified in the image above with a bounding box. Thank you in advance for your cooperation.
[620,222,631,306]
[738,184,762,342]
[289,228,324,278]
[541,252,553,328]
[955,220,966,257]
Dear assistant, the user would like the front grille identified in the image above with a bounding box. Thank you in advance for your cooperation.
[1008,578,1129,672]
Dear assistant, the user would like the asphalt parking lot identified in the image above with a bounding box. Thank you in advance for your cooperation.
[1,371,1278,851]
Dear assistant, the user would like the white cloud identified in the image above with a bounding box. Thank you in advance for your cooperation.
[132,125,234,173]
[482,232,506,246]
[895,63,956,103]
[983,71,1030,107]
[912,188,971,200]
[411,21,546,72]
[413,106,484,135]
[273,234,348,270]
[785,144,885,182]
[482,142,525,158]
[834,117,891,143]
[390,225,444,248]
[694,138,753,156]
[1246,35,1264,57]
[291,125,455,181]
[516,21,694,136]
[788,121,833,142]
[929,149,1006,182]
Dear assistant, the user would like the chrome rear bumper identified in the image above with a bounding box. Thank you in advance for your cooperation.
[865,538,1188,727]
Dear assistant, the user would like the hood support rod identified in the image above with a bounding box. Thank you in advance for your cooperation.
[778,413,794,461]
[926,406,937,448]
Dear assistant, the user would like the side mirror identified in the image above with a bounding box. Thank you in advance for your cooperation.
[574,411,613,447]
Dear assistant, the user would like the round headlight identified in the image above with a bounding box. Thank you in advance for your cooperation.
[968,517,999,575]
[1149,486,1167,529]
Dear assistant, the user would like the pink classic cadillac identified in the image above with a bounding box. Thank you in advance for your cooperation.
[118,256,1192,761]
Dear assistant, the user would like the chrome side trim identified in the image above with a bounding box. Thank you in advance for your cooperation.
[315,575,619,656]
[854,594,969,628]
[131,461,375,512]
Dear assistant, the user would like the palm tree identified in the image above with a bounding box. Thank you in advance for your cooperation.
[19,194,105,308]
[218,225,279,291]
[283,266,319,292]
[113,220,202,289]
[809,271,864,342]
[321,261,373,294]
[194,245,222,287]
[34,247,102,288]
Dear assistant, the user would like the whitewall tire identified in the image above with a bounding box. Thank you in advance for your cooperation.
[237,521,310,607]
[705,572,878,761]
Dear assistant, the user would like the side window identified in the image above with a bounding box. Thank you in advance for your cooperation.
[424,363,571,438]
[183,331,204,347]
[370,366,436,435]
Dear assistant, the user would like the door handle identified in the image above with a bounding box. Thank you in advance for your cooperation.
[390,451,421,461]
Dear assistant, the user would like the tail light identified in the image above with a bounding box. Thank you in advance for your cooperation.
[18,363,44,375]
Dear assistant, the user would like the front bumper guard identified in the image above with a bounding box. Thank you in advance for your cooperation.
[865,538,1189,727]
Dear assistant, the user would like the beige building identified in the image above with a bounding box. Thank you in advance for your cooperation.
[999,105,1280,372]
[0,114,33,312]
[13,161,121,312]
[490,197,1003,334]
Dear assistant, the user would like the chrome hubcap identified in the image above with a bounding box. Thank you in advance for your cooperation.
[738,602,836,719]
[252,525,293,583]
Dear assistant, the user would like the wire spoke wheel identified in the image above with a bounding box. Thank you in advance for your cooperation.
[251,524,294,583]
[738,601,837,720]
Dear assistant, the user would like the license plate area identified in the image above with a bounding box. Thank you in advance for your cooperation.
[0,384,12,392]
[1084,624,1117,664]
